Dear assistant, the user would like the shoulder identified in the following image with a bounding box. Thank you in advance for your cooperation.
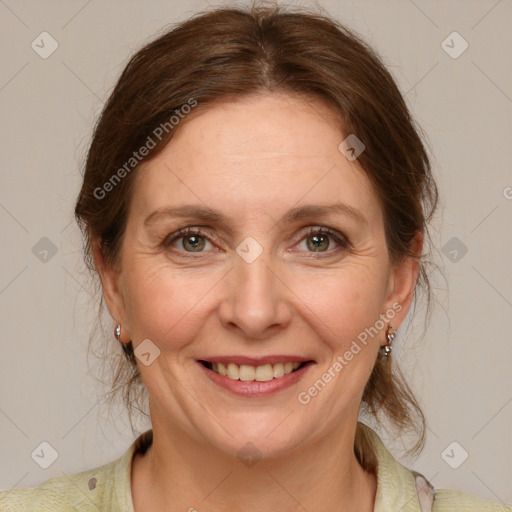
[433,488,512,511]
[357,422,512,512]
[0,460,119,511]
[0,430,152,512]
[412,469,512,511]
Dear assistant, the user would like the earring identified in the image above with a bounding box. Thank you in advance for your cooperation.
[114,324,122,342]
[382,324,396,357]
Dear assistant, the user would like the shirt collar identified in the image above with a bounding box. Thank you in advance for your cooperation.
[359,422,423,511]
[115,424,421,511]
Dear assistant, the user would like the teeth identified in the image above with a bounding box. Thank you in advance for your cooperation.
[239,364,255,381]
[273,363,285,378]
[210,361,302,381]
[218,362,227,377]
[255,364,274,382]
[227,363,239,380]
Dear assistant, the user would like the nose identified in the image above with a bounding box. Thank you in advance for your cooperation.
[217,246,292,340]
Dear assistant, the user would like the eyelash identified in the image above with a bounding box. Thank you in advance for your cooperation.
[162,226,350,258]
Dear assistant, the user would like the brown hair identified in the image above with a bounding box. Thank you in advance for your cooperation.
[75,3,437,473]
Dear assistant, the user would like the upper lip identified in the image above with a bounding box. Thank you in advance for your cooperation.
[199,355,314,366]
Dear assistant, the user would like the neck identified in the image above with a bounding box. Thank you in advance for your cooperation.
[131,420,377,512]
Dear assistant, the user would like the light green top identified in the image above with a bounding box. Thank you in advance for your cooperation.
[1,422,510,511]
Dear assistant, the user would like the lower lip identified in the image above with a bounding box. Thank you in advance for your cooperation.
[198,361,314,397]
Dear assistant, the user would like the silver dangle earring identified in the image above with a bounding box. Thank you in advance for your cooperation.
[114,324,122,342]
[382,324,396,357]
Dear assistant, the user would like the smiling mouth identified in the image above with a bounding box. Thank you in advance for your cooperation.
[199,360,313,382]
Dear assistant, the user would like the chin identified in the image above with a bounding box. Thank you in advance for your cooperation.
[198,414,308,462]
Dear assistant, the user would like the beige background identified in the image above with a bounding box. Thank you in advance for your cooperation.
[1,0,511,505]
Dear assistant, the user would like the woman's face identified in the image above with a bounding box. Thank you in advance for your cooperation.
[100,92,417,458]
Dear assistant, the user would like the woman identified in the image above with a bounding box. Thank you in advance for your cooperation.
[1,4,509,511]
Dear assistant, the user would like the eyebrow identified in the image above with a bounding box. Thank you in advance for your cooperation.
[143,202,368,228]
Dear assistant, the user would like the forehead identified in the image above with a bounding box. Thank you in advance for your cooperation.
[131,92,382,228]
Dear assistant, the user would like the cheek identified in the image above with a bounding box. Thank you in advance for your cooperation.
[122,263,214,352]
[289,266,389,423]
[293,265,388,352]
[121,252,390,360]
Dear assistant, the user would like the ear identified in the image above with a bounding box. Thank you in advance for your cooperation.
[384,232,423,329]
[93,239,130,342]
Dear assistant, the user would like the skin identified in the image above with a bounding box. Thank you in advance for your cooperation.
[95,92,421,511]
